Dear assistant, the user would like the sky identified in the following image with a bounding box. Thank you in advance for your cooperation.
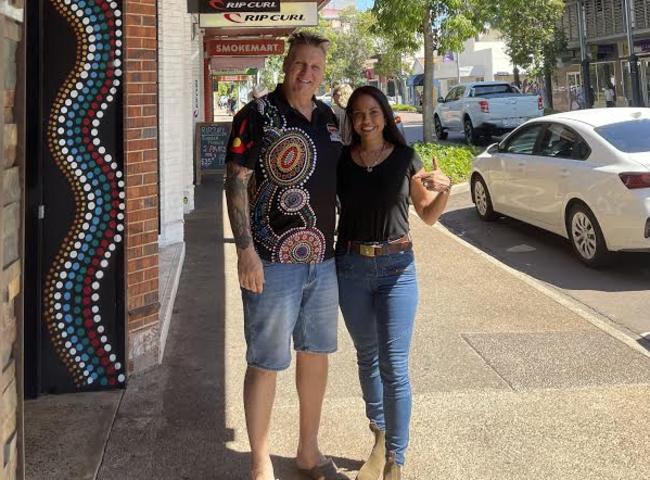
[329,0,373,10]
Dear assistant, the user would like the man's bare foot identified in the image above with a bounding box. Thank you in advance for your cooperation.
[250,457,275,480]
[295,447,327,470]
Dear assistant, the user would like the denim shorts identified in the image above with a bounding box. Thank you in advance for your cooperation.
[241,258,339,371]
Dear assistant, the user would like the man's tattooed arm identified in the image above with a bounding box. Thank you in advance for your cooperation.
[225,162,254,250]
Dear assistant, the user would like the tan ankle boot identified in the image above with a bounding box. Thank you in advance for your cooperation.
[356,423,386,480]
[382,453,401,480]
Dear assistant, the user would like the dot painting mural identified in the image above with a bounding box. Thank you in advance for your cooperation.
[42,0,125,389]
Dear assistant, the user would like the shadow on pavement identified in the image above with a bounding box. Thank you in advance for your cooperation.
[441,205,650,294]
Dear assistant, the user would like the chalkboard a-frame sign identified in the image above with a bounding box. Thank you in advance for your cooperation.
[195,122,231,183]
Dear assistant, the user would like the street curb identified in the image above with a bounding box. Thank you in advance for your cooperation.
[432,222,650,361]
[450,182,470,196]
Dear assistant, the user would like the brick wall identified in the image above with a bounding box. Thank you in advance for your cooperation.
[1,0,24,477]
[124,0,161,372]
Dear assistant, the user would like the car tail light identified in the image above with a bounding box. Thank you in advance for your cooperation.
[394,115,402,124]
[645,218,650,238]
[538,95,544,110]
[619,172,650,189]
[479,100,489,113]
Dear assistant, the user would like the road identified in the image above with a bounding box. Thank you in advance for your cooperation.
[402,114,650,346]
[441,190,650,344]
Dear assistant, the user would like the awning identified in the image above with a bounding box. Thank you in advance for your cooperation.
[407,74,424,87]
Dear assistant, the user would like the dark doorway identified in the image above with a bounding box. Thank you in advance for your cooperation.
[25,0,126,397]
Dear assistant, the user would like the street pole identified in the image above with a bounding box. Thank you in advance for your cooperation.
[456,52,461,84]
[577,0,592,108]
[624,0,643,106]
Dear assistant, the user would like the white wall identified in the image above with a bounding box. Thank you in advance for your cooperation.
[158,2,203,245]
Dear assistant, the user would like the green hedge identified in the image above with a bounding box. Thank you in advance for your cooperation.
[413,142,479,184]
[392,104,418,112]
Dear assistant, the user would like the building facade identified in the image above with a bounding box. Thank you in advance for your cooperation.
[554,0,650,111]
[407,29,517,106]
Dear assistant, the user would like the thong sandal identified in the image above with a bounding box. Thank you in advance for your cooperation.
[297,457,350,480]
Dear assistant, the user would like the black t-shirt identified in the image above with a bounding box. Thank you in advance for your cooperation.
[225,85,342,263]
[337,144,423,243]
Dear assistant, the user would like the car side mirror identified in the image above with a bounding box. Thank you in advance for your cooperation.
[437,97,445,103]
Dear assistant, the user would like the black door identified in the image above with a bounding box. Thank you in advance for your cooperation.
[25,0,126,396]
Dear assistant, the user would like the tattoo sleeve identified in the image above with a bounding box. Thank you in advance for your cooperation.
[225,162,254,250]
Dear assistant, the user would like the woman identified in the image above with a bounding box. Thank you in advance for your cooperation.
[336,86,451,480]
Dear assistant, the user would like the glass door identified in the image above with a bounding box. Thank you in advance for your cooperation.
[641,58,650,107]
[567,72,582,110]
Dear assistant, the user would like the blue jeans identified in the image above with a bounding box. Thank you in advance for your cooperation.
[336,250,418,466]
[242,258,339,371]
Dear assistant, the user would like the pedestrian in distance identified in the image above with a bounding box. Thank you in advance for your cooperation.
[332,84,353,145]
[604,83,616,107]
[249,84,269,102]
[336,85,451,480]
[224,32,349,480]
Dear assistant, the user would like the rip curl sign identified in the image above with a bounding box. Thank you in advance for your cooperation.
[199,1,317,28]
[187,0,280,13]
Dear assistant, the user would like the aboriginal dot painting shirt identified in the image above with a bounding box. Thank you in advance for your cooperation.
[225,84,342,264]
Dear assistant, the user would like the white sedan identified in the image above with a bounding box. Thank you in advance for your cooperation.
[471,108,650,267]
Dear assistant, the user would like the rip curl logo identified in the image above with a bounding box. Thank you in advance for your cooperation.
[208,0,226,10]
[224,12,244,22]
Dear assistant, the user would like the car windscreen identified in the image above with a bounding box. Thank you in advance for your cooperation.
[471,84,517,97]
[594,119,650,153]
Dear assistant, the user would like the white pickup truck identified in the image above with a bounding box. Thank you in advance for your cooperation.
[433,81,544,144]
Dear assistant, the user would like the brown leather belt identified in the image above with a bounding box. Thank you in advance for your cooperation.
[346,235,412,257]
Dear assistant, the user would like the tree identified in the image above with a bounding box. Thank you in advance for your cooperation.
[373,0,485,142]
[259,54,284,92]
[488,0,566,108]
[301,7,376,88]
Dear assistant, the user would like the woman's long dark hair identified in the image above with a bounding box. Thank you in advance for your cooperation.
[345,85,407,147]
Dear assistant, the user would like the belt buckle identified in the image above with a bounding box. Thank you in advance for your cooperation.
[359,244,375,257]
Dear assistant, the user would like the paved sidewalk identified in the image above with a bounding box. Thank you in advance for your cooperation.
[95,176,650,480]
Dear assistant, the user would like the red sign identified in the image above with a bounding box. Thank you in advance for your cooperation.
[216,75,251,81]
[206,39,285,56]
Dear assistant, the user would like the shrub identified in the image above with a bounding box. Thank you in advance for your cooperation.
[413,142,479,184]
[392,104,418,112]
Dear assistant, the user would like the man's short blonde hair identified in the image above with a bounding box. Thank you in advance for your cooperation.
[286,31,330,60]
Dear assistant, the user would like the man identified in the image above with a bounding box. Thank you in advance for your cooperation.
[224,32,347,480]
[331,84,353,145]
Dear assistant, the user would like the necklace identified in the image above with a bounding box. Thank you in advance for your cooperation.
[358,142,386,173]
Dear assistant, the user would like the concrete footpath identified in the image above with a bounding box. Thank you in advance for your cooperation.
[29,176,650,479]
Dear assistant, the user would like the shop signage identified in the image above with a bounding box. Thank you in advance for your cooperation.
[200,2,318,28]
[187,0,280,14]
[216,75,251,81]
[206,39,285,56]
[195,122,231,172]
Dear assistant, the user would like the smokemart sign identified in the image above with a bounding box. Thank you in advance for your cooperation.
[187,0,281,14]
[200,2,318,28]
[206,39,285,56]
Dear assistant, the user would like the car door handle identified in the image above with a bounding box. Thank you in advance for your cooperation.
[560,169,570,178]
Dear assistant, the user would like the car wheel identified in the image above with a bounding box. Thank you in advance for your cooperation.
[567,204,610,267]
[464,117,478,145]
[434,116,448,140]
[472,175,498,221]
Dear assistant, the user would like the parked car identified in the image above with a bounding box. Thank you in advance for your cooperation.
[317,94,332,107]
[471,108,650,267]
[434,81,544,145]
